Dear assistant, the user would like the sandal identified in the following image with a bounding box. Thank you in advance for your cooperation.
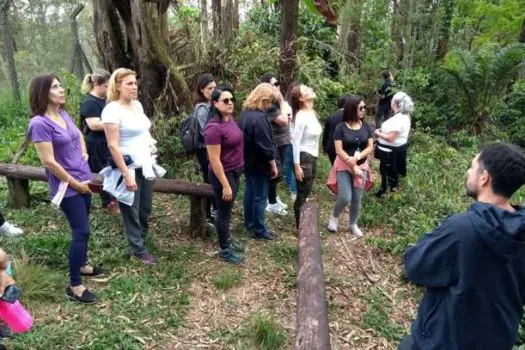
[66,287,98,304]
[80,264,105,277]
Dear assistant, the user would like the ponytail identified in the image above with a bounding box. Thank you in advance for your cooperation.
[81,74,93,94]
[81,69,111,95]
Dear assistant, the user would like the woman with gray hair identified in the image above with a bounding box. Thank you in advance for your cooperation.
[374,91,413,198]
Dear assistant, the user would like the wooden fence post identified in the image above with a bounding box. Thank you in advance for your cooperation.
[190,196,207,238]
[294,202,331,350]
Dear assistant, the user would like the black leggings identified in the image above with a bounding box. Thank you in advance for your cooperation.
[87,138,115,207]
[209,169,241,249]
[379,149,399,192]
[0,212,4,226]
[294,152,317,227]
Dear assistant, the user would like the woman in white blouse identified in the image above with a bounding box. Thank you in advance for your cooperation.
[374,91,413,198]
[290,84,323,227]
[102,68,159,265]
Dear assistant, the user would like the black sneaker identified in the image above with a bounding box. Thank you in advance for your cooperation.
[375,190,386,198]
[228,239,245,253]
[80,264,105,277]
[253,231,276,241]
[218,247,245,265]
[66,287,98,304]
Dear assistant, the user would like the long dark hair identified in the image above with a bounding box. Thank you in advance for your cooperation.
[342,95,363,123]
[29,73,61,117]
[193,73,215,105]
[209,86,234,122]
[287,82,302,118]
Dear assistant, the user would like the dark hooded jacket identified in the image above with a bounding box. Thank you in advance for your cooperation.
[405,202,525,350]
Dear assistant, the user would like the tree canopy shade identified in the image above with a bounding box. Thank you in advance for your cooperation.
[92,0,191,117]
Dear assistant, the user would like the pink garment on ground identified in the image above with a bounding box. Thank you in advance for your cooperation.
[326,155,370,195]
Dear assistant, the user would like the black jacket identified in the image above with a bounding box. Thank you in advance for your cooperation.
[322,110,343,156]
[405,202,525,350]
[239,109,275,174]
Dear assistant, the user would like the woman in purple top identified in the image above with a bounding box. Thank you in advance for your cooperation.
[204,87,245,265]
[28,74,103,304]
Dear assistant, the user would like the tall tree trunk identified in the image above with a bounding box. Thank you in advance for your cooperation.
[222,0,233,41]
[201,0,209,39]
[279,0,300,94]
[233,0,239,30]
[518,16,525,44]
[212,0,222,37]
[92,0,191,117]
[347,0,364,71]
[69,4,85,79]
[0,0,20,104]
[435,0,456,60]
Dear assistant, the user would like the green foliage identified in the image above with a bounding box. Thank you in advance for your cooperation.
[244,314,288,350]
[362,287,405,341]
[212,267,243,291]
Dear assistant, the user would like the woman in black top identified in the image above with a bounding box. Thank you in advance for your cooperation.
[327,95,373,236]
[79,69,118,213]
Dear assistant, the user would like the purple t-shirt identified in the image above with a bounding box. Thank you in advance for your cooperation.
[28,110,93,198]
[204,117,244,172]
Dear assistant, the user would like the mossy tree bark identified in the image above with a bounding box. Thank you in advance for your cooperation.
[92,0,191,117]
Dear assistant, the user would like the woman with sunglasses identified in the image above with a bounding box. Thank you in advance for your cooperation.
[204,87,245,264]
[327,95,373,236]
[289,84,323,228]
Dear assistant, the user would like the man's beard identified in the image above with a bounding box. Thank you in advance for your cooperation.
[465,183,478,200]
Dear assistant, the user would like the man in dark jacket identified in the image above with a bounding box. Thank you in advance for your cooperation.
[322,94,349,165]
[400,143,525,350]
[376,70,394,128]
[240,108,278,241]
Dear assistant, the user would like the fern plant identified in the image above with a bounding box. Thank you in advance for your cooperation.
[442,44,525,134]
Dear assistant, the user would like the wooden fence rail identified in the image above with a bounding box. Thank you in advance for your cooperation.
[294,202,331,349]
[0,163,214,237]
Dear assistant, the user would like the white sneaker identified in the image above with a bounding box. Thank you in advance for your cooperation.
[349,224,363,237]
[276,197,288,210]
[266,203,288,216]
[0,221,23,236]
[327,216,338,232]
[290,193,297,201]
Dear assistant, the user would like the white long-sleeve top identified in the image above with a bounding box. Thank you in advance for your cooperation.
[291,109,323,164]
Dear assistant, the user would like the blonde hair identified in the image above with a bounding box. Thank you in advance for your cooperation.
[81,69,110,94]
[107,68,136,102]
[243,83,277,111]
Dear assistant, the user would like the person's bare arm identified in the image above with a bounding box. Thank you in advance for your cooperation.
[85,117,105,131]
[34,142,90,193]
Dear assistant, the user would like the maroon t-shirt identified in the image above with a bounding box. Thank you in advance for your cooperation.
[204,117,244,172]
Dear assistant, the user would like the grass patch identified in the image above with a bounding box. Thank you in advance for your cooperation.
[242,313,288,350]
[212,267,242,291]
[362,287,405,341]
[268,243,298,266]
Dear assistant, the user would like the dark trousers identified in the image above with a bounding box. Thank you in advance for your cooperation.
[118,168,154,257]
[376,103,390,129]
[60,194,92,287]
[378,148,398,192]
[244,171,270,235]
[0,212,4,226]
[87,138,115,207]
[398,334,416,350]
[197,148,214,218]
[209,169,241,249]
[294,152,317,227]
[269,144,297,203]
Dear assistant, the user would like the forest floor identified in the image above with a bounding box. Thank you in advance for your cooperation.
[0,150,422,349]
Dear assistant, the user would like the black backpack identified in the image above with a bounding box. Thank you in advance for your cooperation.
[180,103,208,155]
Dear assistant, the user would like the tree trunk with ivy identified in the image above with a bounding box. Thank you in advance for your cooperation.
[519,15,525,43]
[92,0,191,117]
[0,0,20,104]
[279,0,299,94]
[436,0,456,60]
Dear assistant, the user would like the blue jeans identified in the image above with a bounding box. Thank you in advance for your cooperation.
[244,172,269,235]
[332,170,366,225]
[60,194,92,287]
[281,144,297,194]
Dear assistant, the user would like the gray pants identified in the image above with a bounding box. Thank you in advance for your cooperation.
[332,170,365,225]
[118,168,154,257]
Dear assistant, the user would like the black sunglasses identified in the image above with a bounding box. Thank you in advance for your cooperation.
[359,105,367,111]
[273,81,280,87]
[220,97,236,104]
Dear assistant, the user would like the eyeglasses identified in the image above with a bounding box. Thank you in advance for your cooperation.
[359,105,367,111]
[220,97,235,104]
